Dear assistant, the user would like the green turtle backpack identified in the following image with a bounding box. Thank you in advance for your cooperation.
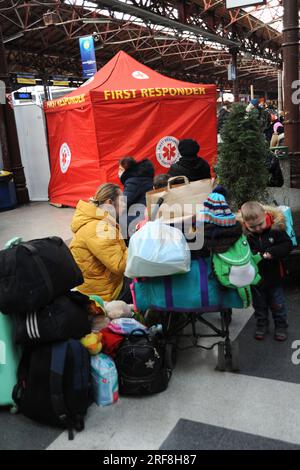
[212,235,261,308]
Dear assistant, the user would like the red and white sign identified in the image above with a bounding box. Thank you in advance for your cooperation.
[132,71,149,80]
[156,136,179,168]
[59,143,71,174]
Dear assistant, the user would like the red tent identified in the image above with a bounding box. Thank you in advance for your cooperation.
[45,50,217,207]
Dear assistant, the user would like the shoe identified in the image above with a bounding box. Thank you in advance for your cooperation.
[254,325,267,340]
[274,327,288,342]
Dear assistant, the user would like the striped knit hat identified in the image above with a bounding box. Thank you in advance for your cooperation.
[199,192,236,227]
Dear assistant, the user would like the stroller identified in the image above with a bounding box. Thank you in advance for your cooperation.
[130,256,243,372]
[130,180,247,372]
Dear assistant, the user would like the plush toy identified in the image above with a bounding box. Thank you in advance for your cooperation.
[87,295,135,332]
[80,332,103,355]
[103,300,134,320]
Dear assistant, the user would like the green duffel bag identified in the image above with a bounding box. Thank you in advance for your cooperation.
[131,257,244,313]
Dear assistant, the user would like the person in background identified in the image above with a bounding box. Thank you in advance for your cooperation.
[70,183,132,303]
[270,122,285,149]
[118,156,154,236]
[246,98,259,113]
[217,101,231,137]
[279,111,285,125]
[246,99,272,143]
[168,139,211,182]
[240,201,293,341]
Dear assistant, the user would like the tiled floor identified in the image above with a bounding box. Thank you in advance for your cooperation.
[0,202,74,248]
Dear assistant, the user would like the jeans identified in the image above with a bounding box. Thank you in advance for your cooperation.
[251,284,288,328]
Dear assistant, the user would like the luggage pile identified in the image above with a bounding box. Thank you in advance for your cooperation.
[0,237,173,440]
[0,237,91,440]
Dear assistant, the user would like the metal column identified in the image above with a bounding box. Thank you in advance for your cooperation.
[0,28,29,203]
[282,0,300,188]
[277,68,283,114]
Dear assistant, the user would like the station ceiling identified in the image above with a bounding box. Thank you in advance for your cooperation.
[0,0,292,93]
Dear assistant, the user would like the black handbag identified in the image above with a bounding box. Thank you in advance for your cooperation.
[14,292,91,345]
[115,329,171,396]
[0,237,83,315]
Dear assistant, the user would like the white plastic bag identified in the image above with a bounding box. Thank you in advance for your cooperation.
[125,220,191,278]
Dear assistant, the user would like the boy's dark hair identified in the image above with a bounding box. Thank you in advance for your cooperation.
[153,173,170,189]
[119,156,136,171]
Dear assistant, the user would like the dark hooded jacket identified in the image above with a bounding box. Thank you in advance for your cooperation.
[120,159,154,231]
[240,207,293,287]
[168,139,211,182]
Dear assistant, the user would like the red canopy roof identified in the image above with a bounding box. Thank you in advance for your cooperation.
[45,50,215,112]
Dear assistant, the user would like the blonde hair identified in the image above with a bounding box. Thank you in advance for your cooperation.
[90,183,121,207]
[241,201,265,222]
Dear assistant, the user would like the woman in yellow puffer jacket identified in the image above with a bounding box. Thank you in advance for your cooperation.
[70,183,130,302]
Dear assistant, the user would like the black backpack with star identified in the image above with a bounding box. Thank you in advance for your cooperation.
[115,330,171,395]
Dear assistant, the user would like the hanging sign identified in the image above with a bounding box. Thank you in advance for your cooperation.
[79,36,97,79]
[226,0,266,8]
[16,76,36,85]
[228,64,236,81]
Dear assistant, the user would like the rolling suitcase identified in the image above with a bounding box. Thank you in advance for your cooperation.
[0,238,22,408]
[0,312,21,407]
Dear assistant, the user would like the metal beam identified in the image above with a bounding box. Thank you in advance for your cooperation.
[94,0,240,47]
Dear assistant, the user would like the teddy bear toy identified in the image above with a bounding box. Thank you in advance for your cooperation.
[86,295,135,333]
[103,300,134,319]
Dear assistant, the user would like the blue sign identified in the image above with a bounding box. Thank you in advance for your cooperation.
[79,36,97,78]
[228,64,236,81]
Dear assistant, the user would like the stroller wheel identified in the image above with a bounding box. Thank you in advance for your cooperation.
[216,342,226,371]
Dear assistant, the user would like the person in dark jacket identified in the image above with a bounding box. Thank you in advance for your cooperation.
[168,139,211,182]
[217,102,231,134]
[240,201,293,342]
[119,156,154,236]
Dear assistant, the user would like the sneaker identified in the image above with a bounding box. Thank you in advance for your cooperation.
[274,327,288,342]
[254,325,267,340]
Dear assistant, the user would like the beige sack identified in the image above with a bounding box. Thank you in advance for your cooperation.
[146,176,214,223]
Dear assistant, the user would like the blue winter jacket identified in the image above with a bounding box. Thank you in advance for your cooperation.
[120,159,154,234]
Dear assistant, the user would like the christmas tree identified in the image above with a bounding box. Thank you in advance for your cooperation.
[216,103,269,210]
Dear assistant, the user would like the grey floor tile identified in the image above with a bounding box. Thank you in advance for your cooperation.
[160,419,300,450]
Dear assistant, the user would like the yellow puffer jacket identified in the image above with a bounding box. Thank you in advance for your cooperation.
[69,200,128,301]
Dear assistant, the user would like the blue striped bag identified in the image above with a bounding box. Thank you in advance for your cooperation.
[131,258,243,313]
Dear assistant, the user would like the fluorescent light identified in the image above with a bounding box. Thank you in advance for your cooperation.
[185,63,199,70]
[82,18,110,24]
[3,32,24,44]
[144,55,161,63]
[154,36,176,41]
